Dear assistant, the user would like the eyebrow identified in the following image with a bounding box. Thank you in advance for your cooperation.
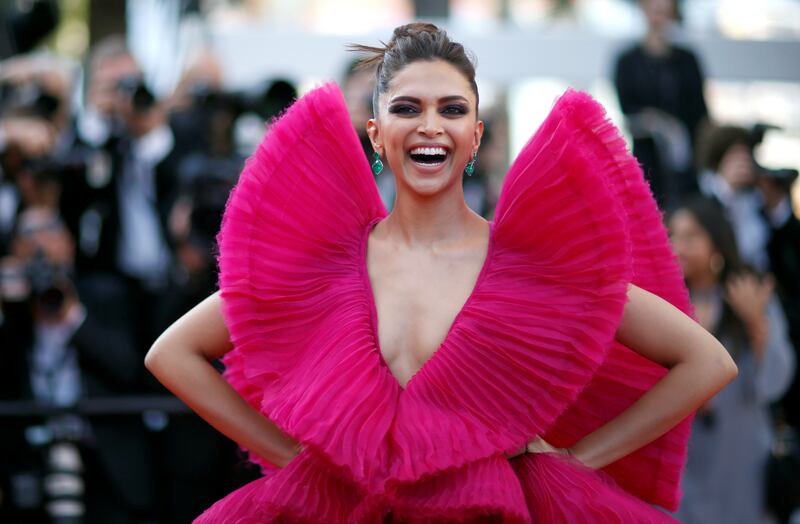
[389,95,469,104]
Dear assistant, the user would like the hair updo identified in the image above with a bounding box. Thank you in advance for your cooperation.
[349,22,479,117]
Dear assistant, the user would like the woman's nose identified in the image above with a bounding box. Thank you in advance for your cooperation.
[417,110,443,136]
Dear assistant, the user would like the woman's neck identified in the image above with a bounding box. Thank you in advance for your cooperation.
[642,28,670,56]
[381,185,483,247]
[687,272,719,294]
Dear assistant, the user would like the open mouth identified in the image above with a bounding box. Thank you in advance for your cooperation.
[408,146,449,167]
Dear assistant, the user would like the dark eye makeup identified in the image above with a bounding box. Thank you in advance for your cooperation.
[388,104,418,114]
[442,104,468,115]
[387,103,469,116]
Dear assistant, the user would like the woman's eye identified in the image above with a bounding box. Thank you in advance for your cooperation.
[442,105,468,115]
[388,105,418,115]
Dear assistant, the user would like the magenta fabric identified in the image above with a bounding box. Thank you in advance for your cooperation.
[199,83,694,522]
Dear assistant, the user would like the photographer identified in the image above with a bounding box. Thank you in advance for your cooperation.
[758,166,800,351]
[698,125,800,328]
[0,55,76,255]
[65,36,178,354]
[697,125,777,272]
[0,205,155,523]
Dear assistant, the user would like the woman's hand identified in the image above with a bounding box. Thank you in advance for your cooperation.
[506,436,574,462]
[725,273,773,357]
[724,272,773,323]
[565,284,737,470]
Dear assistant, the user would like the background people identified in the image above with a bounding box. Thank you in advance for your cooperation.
[614,0,709,210]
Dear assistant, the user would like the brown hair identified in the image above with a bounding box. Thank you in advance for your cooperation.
[348,22,479,117]
[697,124,753,172]
[87,35,131,76]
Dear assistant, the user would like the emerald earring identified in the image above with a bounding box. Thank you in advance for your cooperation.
[371,151,384,175]
[465,152,477,176]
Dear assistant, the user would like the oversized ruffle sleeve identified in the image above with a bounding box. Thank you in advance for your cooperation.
[537,91,695,512]
[198,83,693,523]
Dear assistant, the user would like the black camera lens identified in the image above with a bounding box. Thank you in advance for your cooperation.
[25,248,70,316]
[37,286,66,315]
[34,92,60,120]
[0,82,61,119]
[0,81,14,113]
[117,75,155,112]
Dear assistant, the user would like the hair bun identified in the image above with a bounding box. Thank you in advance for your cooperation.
[346,22,444,70]
[347,22,478,116]
[390,22,440,45]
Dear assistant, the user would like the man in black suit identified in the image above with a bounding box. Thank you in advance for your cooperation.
[0,206,155,523]
[759,168,800,427]
[61,36,179,354]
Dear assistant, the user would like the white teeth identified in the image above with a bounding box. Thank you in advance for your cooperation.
[410,146,447,156]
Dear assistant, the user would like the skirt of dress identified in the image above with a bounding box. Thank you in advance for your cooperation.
[193,450,678,523]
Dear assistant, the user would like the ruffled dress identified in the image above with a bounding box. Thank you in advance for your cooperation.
[197,83,695,523]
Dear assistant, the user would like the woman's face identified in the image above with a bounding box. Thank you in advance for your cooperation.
[668,209,717,282]
[718,142,755,190]
[367,59,483,197]
[640,0,675,29]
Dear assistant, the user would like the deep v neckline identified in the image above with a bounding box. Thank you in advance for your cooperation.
[359,216,495,392]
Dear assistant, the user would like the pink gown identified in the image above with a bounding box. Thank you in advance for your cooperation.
[196,83,694,523]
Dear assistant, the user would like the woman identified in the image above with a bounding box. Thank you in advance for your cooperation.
[668,197,795,524]
[146,23,736,522]
[614,0,708,210]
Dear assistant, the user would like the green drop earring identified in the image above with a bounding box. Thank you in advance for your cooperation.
[371,151,384,175]
[465,152,477,176]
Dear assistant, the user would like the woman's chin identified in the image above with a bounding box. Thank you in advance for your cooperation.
[402,172,456,197]
[400,161,458,196]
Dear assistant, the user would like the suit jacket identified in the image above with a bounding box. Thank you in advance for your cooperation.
[0,273,154,515]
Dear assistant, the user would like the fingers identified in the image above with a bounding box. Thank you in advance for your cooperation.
[525,436,559,454]
[507,436,573,461]
[724,272,774,323]
[2,117,57,156]
[726,273,773,298]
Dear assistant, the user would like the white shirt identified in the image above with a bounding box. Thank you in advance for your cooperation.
[115,124,174,284]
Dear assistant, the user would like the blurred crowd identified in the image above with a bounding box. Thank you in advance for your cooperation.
[0,0,798,523]
[616,2,800,523]
[0,34,301,523]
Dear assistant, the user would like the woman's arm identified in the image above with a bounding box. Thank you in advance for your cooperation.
[145,292,300,467]
[555,284,738,470]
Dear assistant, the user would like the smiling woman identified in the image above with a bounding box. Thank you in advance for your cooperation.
[367,60,481,199]
[145,22,737,523]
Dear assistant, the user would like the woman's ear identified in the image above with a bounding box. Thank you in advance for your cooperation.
[366,118,381,154]
[473,120,485,152]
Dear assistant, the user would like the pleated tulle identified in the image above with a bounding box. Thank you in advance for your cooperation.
[206,83,693,522]
[538,90,695,511]
[217,83,393,487]
[511,453,679,523]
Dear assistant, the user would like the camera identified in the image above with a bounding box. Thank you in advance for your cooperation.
[0,81,61,120]
[18,416,87,523]
[758,166,799,193]
[1,246,73,317]
[116,75,156,113]
[25,249,70,316]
